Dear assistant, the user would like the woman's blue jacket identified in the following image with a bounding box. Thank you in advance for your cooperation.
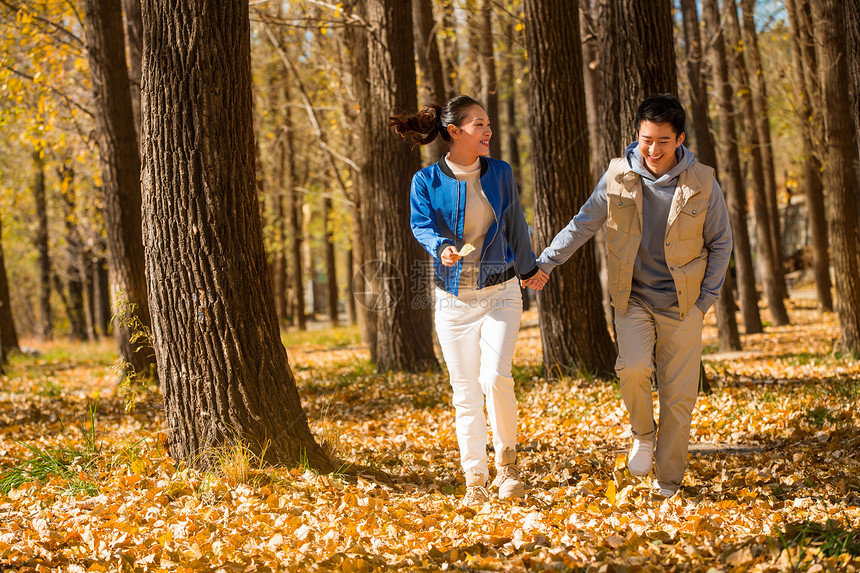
[409,156,539,297]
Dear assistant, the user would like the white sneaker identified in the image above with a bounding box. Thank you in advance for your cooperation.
[492,448,525,500]
[627,439,654,476]
[462,473,490,507]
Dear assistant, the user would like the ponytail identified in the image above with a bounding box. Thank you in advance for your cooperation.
[389,95,483,147]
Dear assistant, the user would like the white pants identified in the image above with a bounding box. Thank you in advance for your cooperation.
[435,279,522,481]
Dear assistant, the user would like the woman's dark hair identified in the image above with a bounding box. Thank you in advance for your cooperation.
[389,95,483,146]
[635,93,686,137]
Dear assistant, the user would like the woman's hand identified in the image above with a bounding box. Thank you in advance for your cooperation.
[522,269,549,290]
[440,245,461,267]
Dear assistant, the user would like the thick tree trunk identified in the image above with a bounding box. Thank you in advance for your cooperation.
[323,195,339,326]
[740,0,785,299]
[525,0,616,378]
[725,0,790,326]
[786,0,832,312]
[809,0,860,355]
[140,0,333,470]
[680,0,741,351]
[0,217,20,352]
[617,1,677,137]
[59,165,88,341]
[412,0,446,162]
[594,0,622,163]
[477,0,501,159]
[121,0,142,136]
[83,0,155,376]
[845,0,860,176]
[32,151,52,341]
[364,0,437,372]
[703,0,763,334]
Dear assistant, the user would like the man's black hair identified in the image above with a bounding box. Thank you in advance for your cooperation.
[635,94,686,137]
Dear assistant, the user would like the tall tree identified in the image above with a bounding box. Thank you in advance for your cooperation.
[740,0,785,296]
[59,164,88,341]
[412,0,447,162]
[845,0,860,160]
[593,0,622,165]
[32,150,52,341]
[786,0,832,312]
[322,195,339,326]
[364,0,437,372]
[703,0,763,334]
[0,217,20,353]
[121,0,142,135]
[83,0,155,376]
[524,0,616,377]
[477,0,501,159]
[724,0,790,326]
[809,0,860,355]
[140,0,333,470]
[680,0,741,351]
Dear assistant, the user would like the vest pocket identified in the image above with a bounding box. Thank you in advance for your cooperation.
[607,196,638,235]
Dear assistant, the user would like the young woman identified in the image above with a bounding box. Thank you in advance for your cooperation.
[390,95,547,506]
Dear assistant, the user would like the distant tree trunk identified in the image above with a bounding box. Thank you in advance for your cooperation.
[93,253,111,335]
[579,1,601,185]
[740,0,786,299]
[787,0,832,312]
[680,0,741,351]
[525,0,616,378]
[617,1,677,136]
[809,0,860,355]
[364,0,437,372]
[81,248,97,340]
[703,0,763,334]
[83,0,155,376]
[477,0,501,159]
[502,19,521,176]
[593,0,623,164]
[0,217,20,353]
[59,164,88,341]
[346,242,357,325]
[32,151,52,341]
[438,0,459,98]
[121,0,142,136]
[725,0,790,326]
[412,0,446,162]
[323,195,339,326]
[140,0,333,471]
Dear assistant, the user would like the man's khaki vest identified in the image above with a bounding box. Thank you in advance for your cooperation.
[604,157,715,319]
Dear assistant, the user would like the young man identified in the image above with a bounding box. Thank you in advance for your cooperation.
[529,94,732,497]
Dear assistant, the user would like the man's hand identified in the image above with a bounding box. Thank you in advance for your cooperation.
[522,269,549,290]
[440,245,461,267]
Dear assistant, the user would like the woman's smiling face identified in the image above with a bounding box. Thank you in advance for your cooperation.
[448,105,492,160]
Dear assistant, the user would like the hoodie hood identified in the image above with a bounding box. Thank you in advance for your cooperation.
[625,142,696,190]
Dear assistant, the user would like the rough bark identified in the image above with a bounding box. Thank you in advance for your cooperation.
[786,0,832,312]
[121,0,142,136]
[438,0,459,98]
[703,0,763,334]
[740,0,785,298]
[83,0,155,376]
[525,0,616,378]
[140,0,333,470]
[59,165,88,341]
[412,0,446,162]
[0,216,20,352]
[364,0,437,372]
[845,0,860,175]
[725,0,790,326]
[32,151,52,341]
[323,195,339,326]
[593,0,622,163]
[809,0,860,355]
[680,0,741,351]
[477,0,501,159]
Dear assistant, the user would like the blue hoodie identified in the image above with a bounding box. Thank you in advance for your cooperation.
[537,143,732,313]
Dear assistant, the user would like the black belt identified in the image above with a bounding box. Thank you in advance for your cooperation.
[433,265,517,292]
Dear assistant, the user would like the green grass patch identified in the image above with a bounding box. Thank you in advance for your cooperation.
[777,520,860,559]
[281,325,362,350]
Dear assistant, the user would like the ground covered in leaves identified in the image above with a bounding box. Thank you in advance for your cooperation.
[1,296,859,571]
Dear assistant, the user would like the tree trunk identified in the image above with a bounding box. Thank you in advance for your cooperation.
[32,151,52,341]
[786,0,832,312]
[0,217,20,352]
[364,0,438,372]
[83,0,155,376]
[94,254,111,335]
[282,83,306,332]
[412,0,446,163]
[740,0,786,300]
[703,0,763,334]
[438,0,459,98]
[346,242,357,325]
[809,0,860,355]
[121,0,142,136]
[724,0,790,326]
[525,0,616,378]
[680,0,741,351]
[81,248,98,340]
[323,195,339,326]
[593,0,622,163]
[477,0,501,159]
[617,1,677,137]
[845,0,860,176]
[140,0,333,471]
[59,165,88,341]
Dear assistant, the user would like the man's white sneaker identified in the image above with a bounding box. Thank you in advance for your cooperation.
[627,439,654,476]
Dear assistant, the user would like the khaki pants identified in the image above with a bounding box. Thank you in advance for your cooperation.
[614,296,704,492]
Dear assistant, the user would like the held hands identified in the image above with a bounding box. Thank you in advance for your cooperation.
[521,269,549,291]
